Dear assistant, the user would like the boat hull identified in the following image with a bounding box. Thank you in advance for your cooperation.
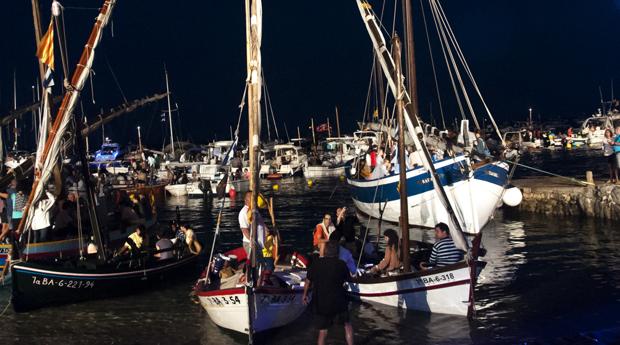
[11,255,198,312]
[197,286,306,334]
[303,165,346,178]
[347,157,509,234]
[347,261,482,316]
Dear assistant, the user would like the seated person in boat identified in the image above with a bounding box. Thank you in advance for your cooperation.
[419,222,464,270]
[180,224,202,255]
[368,229,401,275]
[116,224,145,257]
[472,130,491,162]
[155,230,174,260]
[313,213,335,256]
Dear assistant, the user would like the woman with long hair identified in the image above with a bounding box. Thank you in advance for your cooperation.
[369,229,401,274]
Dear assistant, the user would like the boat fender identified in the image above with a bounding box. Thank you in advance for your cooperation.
[502,186,523,207]
[307,179,313,187]
[272,184,279,191]
[229,186,237,198]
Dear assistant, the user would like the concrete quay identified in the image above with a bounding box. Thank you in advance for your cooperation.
[511,176,620,220]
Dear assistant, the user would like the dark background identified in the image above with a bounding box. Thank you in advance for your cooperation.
[1,0,619,150]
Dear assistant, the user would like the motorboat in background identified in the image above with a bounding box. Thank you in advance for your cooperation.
[259,143,306,178]
[580,109,620,148]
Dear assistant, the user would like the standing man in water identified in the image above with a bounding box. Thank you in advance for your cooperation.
[303,241,354,345]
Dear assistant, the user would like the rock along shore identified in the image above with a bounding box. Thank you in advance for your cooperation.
[511,176,620,220]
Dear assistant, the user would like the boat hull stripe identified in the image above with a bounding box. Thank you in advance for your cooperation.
[349,279,470,297]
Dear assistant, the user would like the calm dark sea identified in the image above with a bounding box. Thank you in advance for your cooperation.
[1,149,619,344]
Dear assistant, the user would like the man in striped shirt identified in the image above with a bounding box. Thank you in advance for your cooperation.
[419,222,464,270]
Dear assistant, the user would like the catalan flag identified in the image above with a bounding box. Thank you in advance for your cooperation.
[36,21,55,71]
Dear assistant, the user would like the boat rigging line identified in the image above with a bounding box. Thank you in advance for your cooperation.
[419,0,446,129]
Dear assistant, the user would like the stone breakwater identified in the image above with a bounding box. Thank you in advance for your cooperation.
[512,177,620,220]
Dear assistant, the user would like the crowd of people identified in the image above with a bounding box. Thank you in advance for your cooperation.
[354,129,497,180]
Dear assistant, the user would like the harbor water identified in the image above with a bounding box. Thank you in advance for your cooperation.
[1,154,620,344]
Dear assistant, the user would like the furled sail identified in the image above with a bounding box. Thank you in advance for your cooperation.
[18,0,118,234]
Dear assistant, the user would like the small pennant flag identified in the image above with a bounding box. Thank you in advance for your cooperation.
[373,108,379,119]
[36,21,55,70]
[43,68,55,90]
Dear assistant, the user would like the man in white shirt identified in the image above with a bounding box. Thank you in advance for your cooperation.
[239,192,268,258]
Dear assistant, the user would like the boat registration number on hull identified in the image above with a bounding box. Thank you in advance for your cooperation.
[205,295,243,307]
[415,272,455,286]
[31,276,95,289]
[258,294,297,305]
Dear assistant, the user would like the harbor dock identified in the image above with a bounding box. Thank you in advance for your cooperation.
[512,176,620,220]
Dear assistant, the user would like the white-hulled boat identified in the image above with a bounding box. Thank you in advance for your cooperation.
[347,0,516,317]
[164,181,204,197]
[348,240,485,316]
[348,156,511,234]
[259,144,306,178]
[165,183,188,197]
[194,249,307,334]
[303,138,357,178]
[195,0,307,338]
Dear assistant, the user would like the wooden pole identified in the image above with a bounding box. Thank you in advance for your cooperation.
[164,67,175,159]
[335,106,341,138]
[30,0,46,86]
[297,126,301,140]
[327,117,331,137]
[310,118,316,145]
[393,35,411,273]
[402,0,419,116]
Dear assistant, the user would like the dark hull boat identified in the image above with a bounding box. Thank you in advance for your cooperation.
[11,254,198,312]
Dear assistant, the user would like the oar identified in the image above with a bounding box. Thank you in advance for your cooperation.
[267,197,280,265]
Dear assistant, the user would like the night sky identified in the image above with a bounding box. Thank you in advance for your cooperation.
[1,0,619,150]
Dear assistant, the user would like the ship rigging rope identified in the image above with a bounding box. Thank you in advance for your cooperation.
[431,0,481,130]
[432,0,504,144]
[420,0,446,130]
[428,0,470,127]
[262,74,280,140]
[53,3,71,87]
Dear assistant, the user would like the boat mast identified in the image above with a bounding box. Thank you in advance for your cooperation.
[165,67,176,159]
[335,106,341,138]
[402,0,419,117]
[246,0,262,340]
[393,35,411,272]
[355,1,469,251]
[13,71,18,151]
[17,0,118,242]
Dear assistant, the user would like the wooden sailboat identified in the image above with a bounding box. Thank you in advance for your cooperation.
[347,1,515,234]
[10,0,197,311]
[347,0,487,317]
[194,0,307,337]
